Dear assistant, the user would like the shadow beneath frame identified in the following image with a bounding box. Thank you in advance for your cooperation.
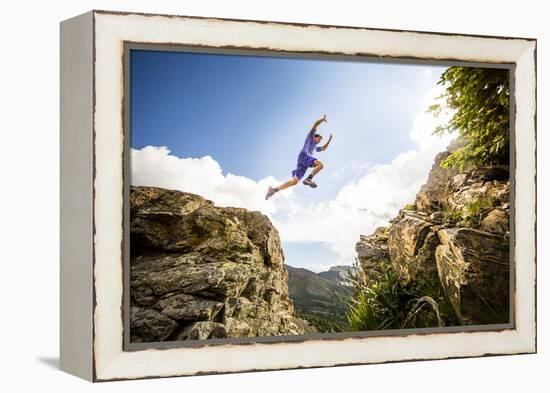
[37,357,60,370]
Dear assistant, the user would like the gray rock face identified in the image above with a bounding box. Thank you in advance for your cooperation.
[414,138,509,217]
[415,150,461,212]
[448,178,509,212]
[355,139,510,326]
[435,228,510,325]
[158,293,223,321]
[387,213,440,285]
[129,186,315,342]
[177,321,226,340]
[355,227,389,286]
[130,307,178,342]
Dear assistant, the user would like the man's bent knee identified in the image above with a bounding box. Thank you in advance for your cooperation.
[291,177,299,185]
[315,160,324,169]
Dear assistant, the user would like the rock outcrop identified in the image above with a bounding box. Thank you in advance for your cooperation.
[129,186,315,342]
[435,227,509,324]
[356,140,510,325]
[387,211,440,286]
[355,227,389,286]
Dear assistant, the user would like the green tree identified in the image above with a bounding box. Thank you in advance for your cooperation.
[429,67,510,170]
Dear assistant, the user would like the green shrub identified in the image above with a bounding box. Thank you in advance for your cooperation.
[344,260,458,331]
[443,208,463,224]
[463,196,499,227]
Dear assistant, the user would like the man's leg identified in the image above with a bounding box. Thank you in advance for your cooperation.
[310,160,324,177]
[276,176,299,191]
[303,160,323,188]
[265,176,299,200]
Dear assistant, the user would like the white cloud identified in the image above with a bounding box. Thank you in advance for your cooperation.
[410,85,455,151]
[131,146,292,215]
[300,261,344,274]
[131,86,455,270]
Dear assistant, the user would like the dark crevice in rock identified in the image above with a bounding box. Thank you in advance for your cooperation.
[412,223,433,257]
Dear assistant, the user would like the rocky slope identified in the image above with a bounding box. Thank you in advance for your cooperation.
[129,186,316,342]
[356,140,510,325]
[318,265,354,287]
[286,265,353,330]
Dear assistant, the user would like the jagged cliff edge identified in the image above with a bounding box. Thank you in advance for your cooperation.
[129,186,316,342]
[356,139,510,325]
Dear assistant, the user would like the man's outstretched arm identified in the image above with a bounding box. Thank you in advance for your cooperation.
[311,114,327,130]
[318,134,333,151]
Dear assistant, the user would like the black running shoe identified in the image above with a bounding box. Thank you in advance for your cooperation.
[265,186,277,200]
[303,178,317,188]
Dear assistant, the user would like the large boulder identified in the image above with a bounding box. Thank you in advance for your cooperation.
[435,228,510,325]
[480,208,509,236]
[129,186,315,342]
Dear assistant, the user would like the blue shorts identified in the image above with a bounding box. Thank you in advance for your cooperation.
[292,152,317,180]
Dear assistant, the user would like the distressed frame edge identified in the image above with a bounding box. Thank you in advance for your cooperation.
[89,11,537,382]
[91,8,537,42]
[513,40,537,354]
[59,10,95,382]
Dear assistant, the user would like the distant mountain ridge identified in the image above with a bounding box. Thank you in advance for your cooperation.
[285,264,353,331]
[318,265,354,287]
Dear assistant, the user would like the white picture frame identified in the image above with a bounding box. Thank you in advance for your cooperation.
[60,10,536,382]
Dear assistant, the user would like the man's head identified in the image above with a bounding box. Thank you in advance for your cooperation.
[314,133,322,144]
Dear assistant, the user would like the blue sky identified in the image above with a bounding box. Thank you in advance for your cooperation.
[130,49,449,271]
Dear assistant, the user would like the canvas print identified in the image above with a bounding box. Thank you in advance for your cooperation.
[127,48,511,343]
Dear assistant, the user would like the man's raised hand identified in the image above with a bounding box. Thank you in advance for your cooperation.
[313,115,328,130]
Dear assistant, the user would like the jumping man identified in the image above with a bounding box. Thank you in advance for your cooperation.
[265,114,333,200]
